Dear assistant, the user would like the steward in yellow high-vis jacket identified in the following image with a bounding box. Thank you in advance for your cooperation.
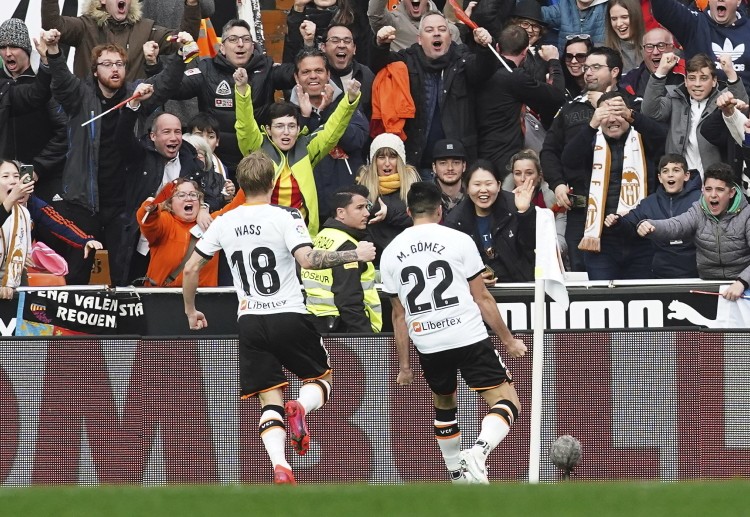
[302,185,382,333]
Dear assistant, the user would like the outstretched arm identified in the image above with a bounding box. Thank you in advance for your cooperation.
[469,274,526,357]
[183,252,211,330]
[234,68,264,155]
[294,241,376,269]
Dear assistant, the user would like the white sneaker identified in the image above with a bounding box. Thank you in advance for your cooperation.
[450,468,476,484]
[459,449,489,485]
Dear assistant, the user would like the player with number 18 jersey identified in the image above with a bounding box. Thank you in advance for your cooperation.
[380,223,489,354]
[196,204,312,317]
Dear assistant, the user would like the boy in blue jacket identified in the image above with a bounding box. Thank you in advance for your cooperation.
[606,154,702,278]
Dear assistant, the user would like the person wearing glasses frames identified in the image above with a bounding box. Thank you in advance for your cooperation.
[621,27,682,98]
[368,0,461,52]
[541,0,607,51]
[161,19,297,176]
[137,178,219,287]
[41,0,202,82]
[42,30,193,286]
[651,0,750,98]
[561,35,593,100]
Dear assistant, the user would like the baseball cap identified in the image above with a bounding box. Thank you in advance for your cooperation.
[432,139,466,160]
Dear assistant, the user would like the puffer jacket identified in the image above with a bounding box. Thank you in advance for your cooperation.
[622,174,702,278]
[646,187,750,283]
[42,0,201,82]
[371,41,497,168]
[443,191,536,282]
[641,75,749,171]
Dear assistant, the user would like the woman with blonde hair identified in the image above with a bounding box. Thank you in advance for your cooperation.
[605,0,646,74]
[356,133,420,264]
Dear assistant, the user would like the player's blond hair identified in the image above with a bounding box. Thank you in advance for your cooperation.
[236,151,276,195]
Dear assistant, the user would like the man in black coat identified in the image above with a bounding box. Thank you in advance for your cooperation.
[159,19,296,174]
[476,25,565,181]
[371,12,496,178]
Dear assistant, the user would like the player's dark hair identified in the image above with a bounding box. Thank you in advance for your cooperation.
[330,184,370,214]
[187,112,221,135]
[267,101,301,126]
[498,25,529,56]
[658,154,689,173]
[236,151,276,195]
[704,162,736,186]
[407,182,442,216]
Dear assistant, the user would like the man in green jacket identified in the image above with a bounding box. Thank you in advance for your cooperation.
[233,62,361,236]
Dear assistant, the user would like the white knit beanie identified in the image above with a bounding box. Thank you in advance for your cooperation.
[369,133,406,164]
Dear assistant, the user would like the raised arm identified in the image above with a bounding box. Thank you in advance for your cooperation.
[306,80,362,167]
[234,68,264,155]
[641,53,678,122]
[41,0,85,46]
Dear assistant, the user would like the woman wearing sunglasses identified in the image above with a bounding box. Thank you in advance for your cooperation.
[562,34,593,100]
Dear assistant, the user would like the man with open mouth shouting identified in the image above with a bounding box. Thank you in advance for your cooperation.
[651,0,750,98]
[368,0,461,51]
[41,0,203,82]
[370,13,496,179]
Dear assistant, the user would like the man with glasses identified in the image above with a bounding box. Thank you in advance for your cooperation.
[621,27,683,98]
[320,24,375,119]
[651,0,750,96]
[43,29,191,285]
[234,66,362,237]
[368,0,461,51]
[161,19,296,175]
[540,46,634,272]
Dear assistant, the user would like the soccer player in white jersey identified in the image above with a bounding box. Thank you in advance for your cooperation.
[380,182,527,484]
[182,151,376,485]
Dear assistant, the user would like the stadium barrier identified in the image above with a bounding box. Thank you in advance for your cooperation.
[2,330,749,485]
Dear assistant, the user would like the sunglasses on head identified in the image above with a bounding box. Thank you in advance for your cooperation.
[565,33,592,41]
[564,52,588,62]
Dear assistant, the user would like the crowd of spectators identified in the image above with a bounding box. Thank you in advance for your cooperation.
[0,0,749,308]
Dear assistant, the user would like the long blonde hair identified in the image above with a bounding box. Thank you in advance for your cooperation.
[356,147,421,205]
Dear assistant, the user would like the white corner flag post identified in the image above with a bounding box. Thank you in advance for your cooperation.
[529,208,570,483]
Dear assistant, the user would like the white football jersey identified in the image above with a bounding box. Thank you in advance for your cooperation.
[196,204,312,317]
[380,223,489,354]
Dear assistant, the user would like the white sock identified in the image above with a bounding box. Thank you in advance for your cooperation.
[474,414,511,459]
[297,379,330,414]
[437,433,462,472]
[259,408,289,469]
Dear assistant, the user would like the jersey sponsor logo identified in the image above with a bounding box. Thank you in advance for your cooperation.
[216,80,232,96]
[215,98,233,108]
[412,316,462,333]
[712,39,746,71]
[184,68,202,76]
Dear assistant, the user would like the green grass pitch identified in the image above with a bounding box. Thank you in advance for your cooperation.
[2,480,749,517]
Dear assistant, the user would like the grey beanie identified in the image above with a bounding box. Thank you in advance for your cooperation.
[0,18,32,56]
